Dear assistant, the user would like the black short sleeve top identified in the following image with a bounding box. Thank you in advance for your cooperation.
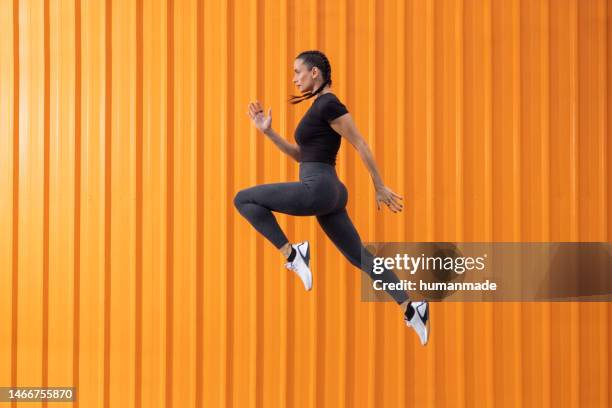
[294,93,349,165]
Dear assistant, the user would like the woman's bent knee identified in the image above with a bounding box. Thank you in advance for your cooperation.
[233,189,249,209]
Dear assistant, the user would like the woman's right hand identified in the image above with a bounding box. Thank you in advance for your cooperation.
[375,185,404,213]
[247,101,272,133]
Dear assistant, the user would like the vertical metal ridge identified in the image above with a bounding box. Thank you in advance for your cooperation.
[513,1,524,405]
[221,0,235,405]
[248,0,256,398]
[425,1,436,406]
[73,0,82,404]
[366,0,377,406]
[404,1,417,404]
[541,0,551,239]
[483,1,494,238]
[483,0,495,405]
[317,0,327,403]
[103,0,112,406]
[400,2,420,406]
[600,0,608,241]
[11,0,19,403]
[344,3,356,406]
[608,0,612,241]
[0,0,15,399]
[463,0,477,403]
[540,2,552,407]
[484,0,494,239]
[219,0,229,402]
[366,0,374,405]
[569,0,579,244]
[42,0,50,403]
[600,1,609,405]
[195,0,204,406]
[337,1,349,407]
[424,0,437,401]
[393,0,408,406]
[255,0,263,404]
[513,1,524,406]
[600,0,609,235]
[375,0,386,403]
[395,0,406,238]
[568,1,579,405]
[548,0,571,406]
[600,1,612,406]
[600,2,608,403]
[608,0,612,401]
[309,1,322,407]
[373,0,386,404]
[135,0,143,406]
[279,0,290,406]
[455,0,464,242]
[255,0,264,400]
[306,1,318,407]
[512,0,522,243]
[165,0,174,406]
[425,0,435,244]
[455,1,466,406]
[248,0,264,405]
[575,4,584,403]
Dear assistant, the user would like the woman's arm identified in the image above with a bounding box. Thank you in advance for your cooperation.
[263,128,301,162]
[331,113,403,213]
[247,101,301,162]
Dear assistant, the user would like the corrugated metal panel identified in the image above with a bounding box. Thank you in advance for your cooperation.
[0,0,610,407]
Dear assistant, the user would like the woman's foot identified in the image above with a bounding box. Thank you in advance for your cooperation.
[284,241,313,291]
[404,300,430,345]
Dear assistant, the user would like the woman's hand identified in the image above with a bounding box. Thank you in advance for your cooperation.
[375,185,403,213]
[247,101,272,133]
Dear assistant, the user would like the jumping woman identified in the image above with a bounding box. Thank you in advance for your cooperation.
[234,50,430,345]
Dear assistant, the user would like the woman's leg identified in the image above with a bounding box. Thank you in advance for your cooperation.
[316,209,409,305]
[233,181,316,249]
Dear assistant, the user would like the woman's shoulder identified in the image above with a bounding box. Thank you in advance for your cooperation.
[316,92,341,102]
[314,92,349,121]
[315,92,347,108]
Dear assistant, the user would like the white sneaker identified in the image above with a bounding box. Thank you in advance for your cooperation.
[404,300,430,345]
[285,241,313,291]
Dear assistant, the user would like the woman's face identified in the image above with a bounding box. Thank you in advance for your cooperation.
[292,58,320,93]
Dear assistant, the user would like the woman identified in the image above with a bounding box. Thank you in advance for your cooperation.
[234,50,429,345]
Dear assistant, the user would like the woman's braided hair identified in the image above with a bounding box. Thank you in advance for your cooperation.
[289,50,332,104]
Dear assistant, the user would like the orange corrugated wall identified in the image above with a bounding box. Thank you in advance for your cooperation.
[0,0,610,407]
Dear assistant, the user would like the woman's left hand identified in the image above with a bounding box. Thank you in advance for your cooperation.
[375,185,404,213]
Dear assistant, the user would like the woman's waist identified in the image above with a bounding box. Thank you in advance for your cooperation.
[299,161,336,171]
[298,161,337,179]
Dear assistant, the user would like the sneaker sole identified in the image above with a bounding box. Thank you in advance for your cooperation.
[422,300,430,345]
[406,300,430,346]
[297,242,312,291]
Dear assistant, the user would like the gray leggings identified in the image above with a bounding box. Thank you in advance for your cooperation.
[233,162,408,304]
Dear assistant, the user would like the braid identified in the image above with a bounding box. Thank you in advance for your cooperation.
[318,51,332,88]
[289,50,333,104]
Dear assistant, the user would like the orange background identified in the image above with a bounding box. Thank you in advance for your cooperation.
[1,0,611,407]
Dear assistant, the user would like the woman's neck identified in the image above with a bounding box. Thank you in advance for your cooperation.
[315,87,331,98]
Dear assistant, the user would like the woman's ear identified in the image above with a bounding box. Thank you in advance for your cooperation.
[311,66,319,79]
